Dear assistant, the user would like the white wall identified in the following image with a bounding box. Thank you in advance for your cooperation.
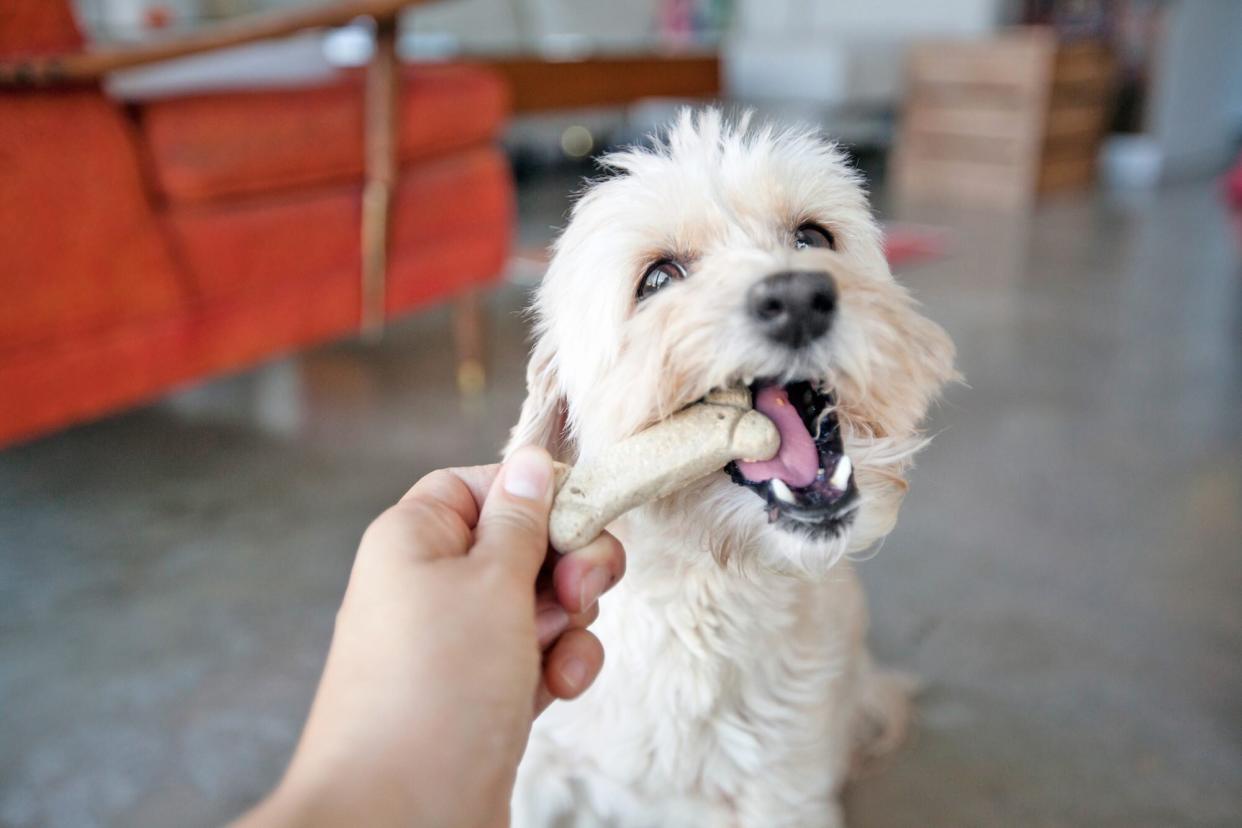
[1227,7,1242,146]
[406,0,660,53]
[726,0,1007,105]
[407,0,1010,111]
[733,0,1004,39]
[407,0,1005,45]
[1146,0,1242,179]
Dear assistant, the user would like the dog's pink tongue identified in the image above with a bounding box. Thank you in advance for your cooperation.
[735,386,819,487]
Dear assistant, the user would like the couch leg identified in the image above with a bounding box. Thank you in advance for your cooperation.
[453,290,486,395]
[360,15,399,337]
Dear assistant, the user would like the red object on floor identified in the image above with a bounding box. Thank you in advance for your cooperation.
[1226,152,1242,253]
[0,1,514,448]
[1225,150,1242,211]
[882,225,948,269]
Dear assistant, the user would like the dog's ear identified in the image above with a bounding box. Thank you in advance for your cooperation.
[504,332,573,462]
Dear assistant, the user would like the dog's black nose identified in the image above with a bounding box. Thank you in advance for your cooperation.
[747,270,837,348]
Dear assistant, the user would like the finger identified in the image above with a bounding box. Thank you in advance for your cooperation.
[534,589,600,647]
[471,446,554,580]
[400,464,501,525]
[356,465,501,570]
[565,603,600,635]
[542,627,604,702]
[534,603,569,649]
[535,628,604,714]
[358,496,473,566]
[552,531,625,614]
[535,682,554,715]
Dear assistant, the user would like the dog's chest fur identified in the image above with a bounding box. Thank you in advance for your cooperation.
[515,508,868,826]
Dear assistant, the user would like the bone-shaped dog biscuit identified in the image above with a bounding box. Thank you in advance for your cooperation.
[548,388,779,552]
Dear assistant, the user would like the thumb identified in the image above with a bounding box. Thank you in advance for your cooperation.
[471,445,555,580]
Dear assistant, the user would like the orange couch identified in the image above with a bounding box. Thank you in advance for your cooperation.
[0,1,514,448]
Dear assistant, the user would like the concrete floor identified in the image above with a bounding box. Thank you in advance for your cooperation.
[2,177,1240,827]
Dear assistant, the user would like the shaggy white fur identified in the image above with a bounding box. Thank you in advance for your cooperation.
[506,109,955,827]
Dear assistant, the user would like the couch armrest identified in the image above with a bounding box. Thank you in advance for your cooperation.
[0,0,436,87]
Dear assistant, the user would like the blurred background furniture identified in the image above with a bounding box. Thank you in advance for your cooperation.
[0,0,514,448]
[722,0,1003,151]
[4,0,1240,448]
[892,29,1116,209]
[484,53,718,114]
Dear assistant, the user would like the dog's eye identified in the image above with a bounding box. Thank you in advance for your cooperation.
[637,260,687,301]
[794,223,835,251]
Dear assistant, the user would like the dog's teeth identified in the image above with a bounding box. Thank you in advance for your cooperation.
[830,455,852,490]
[770,478,797,504]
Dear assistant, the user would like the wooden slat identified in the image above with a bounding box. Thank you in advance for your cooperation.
[1053,41,1114,86]
[900,130,1030,165]
[904,103,1040,143]
[893,28,1114,209]
[1051,41,1116,104]
[360,16,399,336]
[1044,101,1108,140]
[479,53,719,113]
[906,29,1056,95]
[1038,154,1097,194]
[894,153,1034,209]
[0,0,434,87]
[908,81,1038,111]
[452,290,486,394]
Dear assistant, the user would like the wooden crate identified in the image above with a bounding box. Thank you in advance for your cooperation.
[892,28,1116,209]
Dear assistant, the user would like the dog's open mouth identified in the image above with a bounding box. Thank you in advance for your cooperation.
[725,381,859,535]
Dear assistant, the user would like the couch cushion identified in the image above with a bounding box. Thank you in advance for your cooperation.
[166,146,512,306]
[0,146,514,448]
[0,0,84,54]
[0,91,185,352]
[139,63,508,204]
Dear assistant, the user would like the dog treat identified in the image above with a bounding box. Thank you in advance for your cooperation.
[548,388,779,552]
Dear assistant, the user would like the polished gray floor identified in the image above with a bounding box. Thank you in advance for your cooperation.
[1,178,1240,827]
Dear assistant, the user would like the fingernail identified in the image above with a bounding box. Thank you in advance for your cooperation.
[578,566,611,611]
[535,606,569,644]
[503,447,552,501]
[559,657,588,691]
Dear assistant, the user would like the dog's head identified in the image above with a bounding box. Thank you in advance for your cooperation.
[508,110,956,575]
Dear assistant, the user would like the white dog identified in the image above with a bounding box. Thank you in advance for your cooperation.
[505,110,956,828]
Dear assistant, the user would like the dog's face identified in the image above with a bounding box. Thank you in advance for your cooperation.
[509,110,955,575]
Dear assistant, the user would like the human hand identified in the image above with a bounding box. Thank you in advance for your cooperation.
[236,447,625,828]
